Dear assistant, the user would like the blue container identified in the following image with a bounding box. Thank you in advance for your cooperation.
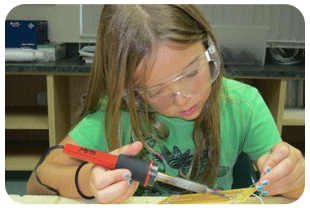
[5,20,48,49]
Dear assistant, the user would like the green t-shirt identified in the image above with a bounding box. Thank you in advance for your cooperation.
[69,78,281,196]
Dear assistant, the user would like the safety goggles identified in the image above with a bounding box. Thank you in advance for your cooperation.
[124,37,221,112]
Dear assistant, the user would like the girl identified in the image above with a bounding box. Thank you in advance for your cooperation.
[27,5,304,203]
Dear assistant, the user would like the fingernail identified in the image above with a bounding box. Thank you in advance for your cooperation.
[123,173,131,179]
[256,185,264,191]
[128,178,133,185]
[266,166,271,173]
[261,180,268,186]
[262,190,268,196]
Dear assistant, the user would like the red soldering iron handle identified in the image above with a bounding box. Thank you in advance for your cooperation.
[63,143,118,169]
[63,143,158,187]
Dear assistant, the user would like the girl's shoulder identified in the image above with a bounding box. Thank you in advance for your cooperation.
[220,77,264,115]
[221,77,259,100]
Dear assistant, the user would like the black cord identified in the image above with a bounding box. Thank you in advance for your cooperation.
[75,162,95,199]
[33,144,64,196]
[34,144,95,199]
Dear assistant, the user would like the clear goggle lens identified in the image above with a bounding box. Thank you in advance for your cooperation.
[124,37,221,112]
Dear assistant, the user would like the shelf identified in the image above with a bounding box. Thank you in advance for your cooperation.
[6,129,49,141]
[281,126,305,154]
[282,108,305,126]
[5,107,48,130]
[5,153,43,171]
[5,140,49,171]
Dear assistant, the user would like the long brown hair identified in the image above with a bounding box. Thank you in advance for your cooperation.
[79,5,224,188]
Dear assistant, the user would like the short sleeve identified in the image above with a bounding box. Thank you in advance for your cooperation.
[68,110,109,152]
[242,89,282,161]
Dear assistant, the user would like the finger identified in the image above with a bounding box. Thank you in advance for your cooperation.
[263,154,304,191]
[263,172,305,196]
[95,179,133,203]
[108,181,139,203]
[256,153,269,174]
[259,143,302,184]
[110,141,143,156]
[261,142,290,174]
[266,169,302,193]
[259,156,294,186]
[259,160,297,192]
[91,167,132,190]
[256,144,304,196]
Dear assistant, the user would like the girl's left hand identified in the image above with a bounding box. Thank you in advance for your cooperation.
[256,142,305,199]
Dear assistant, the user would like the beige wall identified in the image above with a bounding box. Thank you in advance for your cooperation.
[6,4,89,43]
[6,4,305,44]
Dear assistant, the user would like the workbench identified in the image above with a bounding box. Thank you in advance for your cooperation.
[9,194,297,204]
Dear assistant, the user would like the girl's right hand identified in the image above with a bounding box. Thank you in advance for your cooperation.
[89,142,143,203]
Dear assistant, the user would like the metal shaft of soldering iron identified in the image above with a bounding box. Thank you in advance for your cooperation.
[156,172,230,198]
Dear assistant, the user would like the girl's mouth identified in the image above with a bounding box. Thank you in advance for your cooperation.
[180,104,198,117]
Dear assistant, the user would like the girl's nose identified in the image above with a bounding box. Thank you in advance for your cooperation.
[173,92,190,106]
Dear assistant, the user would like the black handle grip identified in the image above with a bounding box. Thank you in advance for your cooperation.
[115,155,151,184]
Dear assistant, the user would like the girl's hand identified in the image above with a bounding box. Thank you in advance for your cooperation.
[256,142,305,199]
[89,142,143,203]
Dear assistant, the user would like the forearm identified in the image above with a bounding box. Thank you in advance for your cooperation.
[27,172,59,196]
[27,161,94,199]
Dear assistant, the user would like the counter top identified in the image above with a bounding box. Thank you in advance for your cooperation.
[5,57,305,78]
[225,64,305,78]
[5,57,91,75]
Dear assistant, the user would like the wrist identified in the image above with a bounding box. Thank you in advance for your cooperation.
[76,162,95,199]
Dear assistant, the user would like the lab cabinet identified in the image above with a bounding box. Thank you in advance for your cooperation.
[5,74,70,170]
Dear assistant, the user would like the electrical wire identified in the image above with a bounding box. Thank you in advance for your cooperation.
[33,144,65,196]
[251,192,264,204]
[269,47,304,65]
[248,183,264,204]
